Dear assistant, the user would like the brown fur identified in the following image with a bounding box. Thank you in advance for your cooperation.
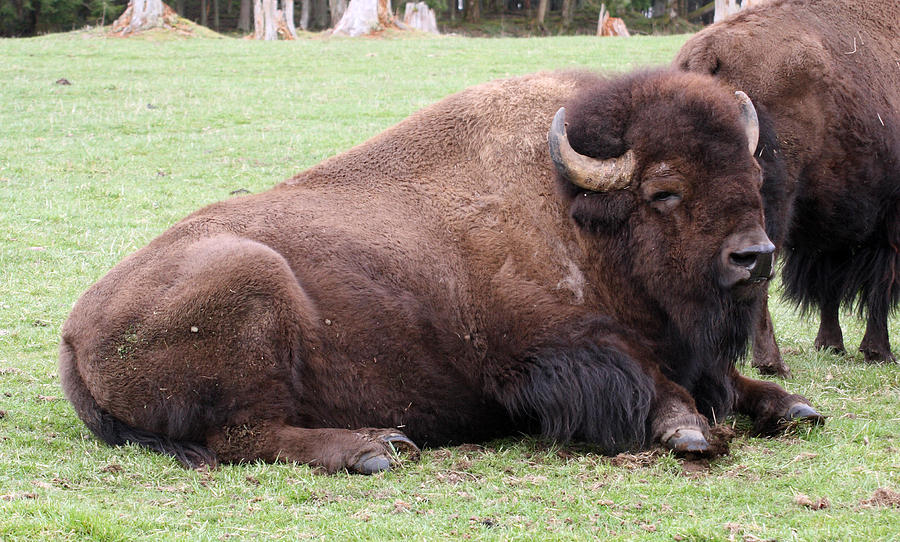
[60,69,816,471]
[677,0,900,368]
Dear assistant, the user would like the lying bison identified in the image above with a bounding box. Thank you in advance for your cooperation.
[677,0,900,373]
[60,69,822,473]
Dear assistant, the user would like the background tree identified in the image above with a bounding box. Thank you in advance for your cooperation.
[332,0,393,35]
[464,0,478,22]
[329,0,346,26]
[112,0,177,34]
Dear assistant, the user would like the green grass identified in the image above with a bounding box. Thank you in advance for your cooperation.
[1,30,898,541]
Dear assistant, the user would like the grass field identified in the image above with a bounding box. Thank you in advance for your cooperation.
[1,30,898,541]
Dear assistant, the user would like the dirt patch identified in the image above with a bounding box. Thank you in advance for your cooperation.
[607,450,663,469]
[794,493,829,510]
[860,487,900,508]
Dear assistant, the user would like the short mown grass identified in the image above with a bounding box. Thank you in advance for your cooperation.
[1,30,898,541]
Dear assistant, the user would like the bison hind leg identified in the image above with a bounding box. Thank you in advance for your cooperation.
[206,423,420,474]
[494,340,655,455]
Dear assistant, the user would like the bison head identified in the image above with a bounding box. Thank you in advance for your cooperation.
[550,70,772,371]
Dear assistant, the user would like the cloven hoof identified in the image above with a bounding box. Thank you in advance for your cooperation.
[662,427,710,454]
[785,403,826,425]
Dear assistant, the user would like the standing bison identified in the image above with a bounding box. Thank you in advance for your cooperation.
[677,0,900,374]
[60,70,821,473]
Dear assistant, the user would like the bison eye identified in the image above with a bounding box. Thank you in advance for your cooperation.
[651,191,678,202]
[647,190,682,213]
[640,172,684,213]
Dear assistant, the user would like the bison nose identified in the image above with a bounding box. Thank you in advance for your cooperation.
[720,228,775,288]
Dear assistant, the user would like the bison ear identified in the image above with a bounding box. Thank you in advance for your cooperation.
[569,190,636,234]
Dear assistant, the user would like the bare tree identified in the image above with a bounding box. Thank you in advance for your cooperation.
[299,0,310,29]
[112,0,177,34]
[239,0,252,32]
[253,0,297,39]
[560,0,573,30]
[464,0,479,22]
[330,0,348,26]
[535,0,548,31]
[714,0,741,21]
[332,0,394,36]
[402,1,438,33]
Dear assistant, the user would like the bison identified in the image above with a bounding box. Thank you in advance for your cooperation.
[60,69,822,473]
[676,0,900,374]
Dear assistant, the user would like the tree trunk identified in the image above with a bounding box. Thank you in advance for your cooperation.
[402,1,438,32]
[200,0,208,26]
[300,0,310,29]
[112,0,176,34]
[214,0,220,30]
[176,0,184,15]
[332,0,394,36]
[263,0,277,37]
[314,0,329,28]
[239,0,252,31]
[535,0,547,30]
[464,0,479,22]
[713,0,740,21]
[254,0,264,34]
[284,0,297,36]
[329,0,348,26]
[560,0,573,30]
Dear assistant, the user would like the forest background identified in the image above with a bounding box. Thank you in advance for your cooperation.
[0,0,712,38]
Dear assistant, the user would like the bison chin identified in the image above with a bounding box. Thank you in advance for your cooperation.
[658,267,766,420]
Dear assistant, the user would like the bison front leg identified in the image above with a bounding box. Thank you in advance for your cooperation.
[730,367,824,435]
[642,363,712,454]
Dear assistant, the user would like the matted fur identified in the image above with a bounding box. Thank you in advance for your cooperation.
[60,69,814,469]
[677,0,900,363]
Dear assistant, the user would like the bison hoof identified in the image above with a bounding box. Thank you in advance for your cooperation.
[662,428,710,454]
[785,403,825,425]
[353,453,393,475]
[381,432,421,459]
[754,361,791,378]
[350,429,421,475]
[860,347,897,364]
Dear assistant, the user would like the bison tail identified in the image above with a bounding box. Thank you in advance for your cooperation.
[58,338,216,469]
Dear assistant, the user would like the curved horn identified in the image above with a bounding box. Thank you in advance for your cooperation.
[547,107,636,192]
[734,91,759,155]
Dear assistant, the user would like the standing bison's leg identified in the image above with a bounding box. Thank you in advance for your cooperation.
[752,299,790,377]
[858,237,898,363]
[814,299,846,355]
[859,313,896,363]
[729,368,824,434]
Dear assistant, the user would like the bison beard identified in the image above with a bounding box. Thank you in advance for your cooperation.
[60,69,822,473]
[676,0,900,371]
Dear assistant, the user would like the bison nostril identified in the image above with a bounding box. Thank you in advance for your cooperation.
[729,251,759,270]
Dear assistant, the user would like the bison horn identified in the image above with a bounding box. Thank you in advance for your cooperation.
[734,91,759,155]
[548,107,636,192]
